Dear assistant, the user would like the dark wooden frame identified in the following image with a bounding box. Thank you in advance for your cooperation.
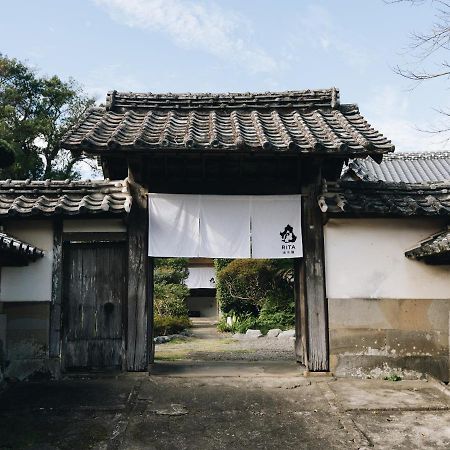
[126,206,152,371]
[294,187,329,371]
[49,219,63,360]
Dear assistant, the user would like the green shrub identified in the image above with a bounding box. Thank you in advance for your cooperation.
[154,315,191,336]
[153,257,190,336]
[214,258,295,334]
[216,259,275,315]
[216,314,257,334]
[154,283,190,317]
[216,317,230,333]
[257,309,295,333]
[218,311,295,335]
[215,258,294,316]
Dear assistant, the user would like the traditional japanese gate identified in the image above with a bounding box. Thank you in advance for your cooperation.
[60,88,394,373]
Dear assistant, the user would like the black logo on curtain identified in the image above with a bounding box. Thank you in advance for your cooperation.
[280,224,297,255]
[280,224,297,243]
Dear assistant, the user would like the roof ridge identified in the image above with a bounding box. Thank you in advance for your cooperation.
[330,179,450,190]
[0,178,123,187]
[383,151,450,160]
[106,88,340,111]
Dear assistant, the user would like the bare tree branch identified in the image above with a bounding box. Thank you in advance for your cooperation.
[387,0,450,137]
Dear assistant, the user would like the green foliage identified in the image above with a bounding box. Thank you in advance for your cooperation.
[154,283,190,317]
[0,139,15,168]
[216,317,230,333]
[218,307,295,335]
[257,301,295,332]
[215,258,295,334]
[154,316,191,336]
[153,258,191,335]
[214,259,232,272]
[154,258,189,285]
[384,374,402,382]
[216,259,293,315]
[216,259,274,315]
[0,54,96,180]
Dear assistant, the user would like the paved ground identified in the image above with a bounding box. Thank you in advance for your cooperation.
[2,324,449,449]
[1,368,450,450]
[154,319,295,362]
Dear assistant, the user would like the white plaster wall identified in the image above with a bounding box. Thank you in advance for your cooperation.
[186,296,218,318]
[324,218,450,300]
[186,267,216,289]
[1,221,53,302]
[63,219,126,233]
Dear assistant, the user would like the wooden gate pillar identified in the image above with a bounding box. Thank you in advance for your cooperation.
[49,219,63,360]
[295,185,329,371]
[127,205,150,371]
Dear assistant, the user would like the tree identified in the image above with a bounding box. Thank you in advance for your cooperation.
[0,54,97,180]
[386,1,450,135]
[387,1,450,82]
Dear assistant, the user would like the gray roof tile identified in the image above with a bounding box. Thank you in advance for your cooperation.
[0,232,44,262]
[61,89,394,156]
[405,227,450,263]
[0,179,132,218]
[319,181,450,216]
[343,151,450,183]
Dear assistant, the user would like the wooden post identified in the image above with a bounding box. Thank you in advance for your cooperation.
[49,219,63,359]
[147,257,155,370]
[300,186,329,371]
[127,206,149,371]
[294,258,308,367]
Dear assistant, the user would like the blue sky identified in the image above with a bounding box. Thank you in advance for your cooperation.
[1,0,449,152]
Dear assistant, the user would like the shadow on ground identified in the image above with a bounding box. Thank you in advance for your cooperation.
[1,368,450,450]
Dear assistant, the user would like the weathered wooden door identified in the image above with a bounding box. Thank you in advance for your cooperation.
[62,242,127,370]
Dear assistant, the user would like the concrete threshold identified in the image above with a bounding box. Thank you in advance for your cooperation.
[150,360,305,377]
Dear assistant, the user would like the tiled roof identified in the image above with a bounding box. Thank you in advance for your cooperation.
[319,181,450,216]
[405,227,450,263]
[342,151,450,183]
[0,232,44,262]
[61,89,394,156]
[0,179,132,218]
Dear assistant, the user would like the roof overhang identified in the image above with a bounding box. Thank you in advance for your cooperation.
[405,227,450,265]
[0,232,44,266]
[0,179,132,218]
[319,181,450,217]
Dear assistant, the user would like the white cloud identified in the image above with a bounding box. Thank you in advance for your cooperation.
[363,86,450,152]
[93,0,277,74]
[287,5,370,72]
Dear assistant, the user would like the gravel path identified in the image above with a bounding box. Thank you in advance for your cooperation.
[154,320,296,362]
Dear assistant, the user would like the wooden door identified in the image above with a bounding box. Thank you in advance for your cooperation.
[62,242,127,370]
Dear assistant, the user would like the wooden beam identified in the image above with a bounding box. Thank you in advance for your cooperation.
[127,205,149,371]
[301,186,329,371]
[49,219,63,359]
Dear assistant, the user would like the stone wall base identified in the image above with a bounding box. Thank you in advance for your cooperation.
[331,354,448,382]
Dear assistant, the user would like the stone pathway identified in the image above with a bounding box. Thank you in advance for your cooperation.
[154,319,296,362]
